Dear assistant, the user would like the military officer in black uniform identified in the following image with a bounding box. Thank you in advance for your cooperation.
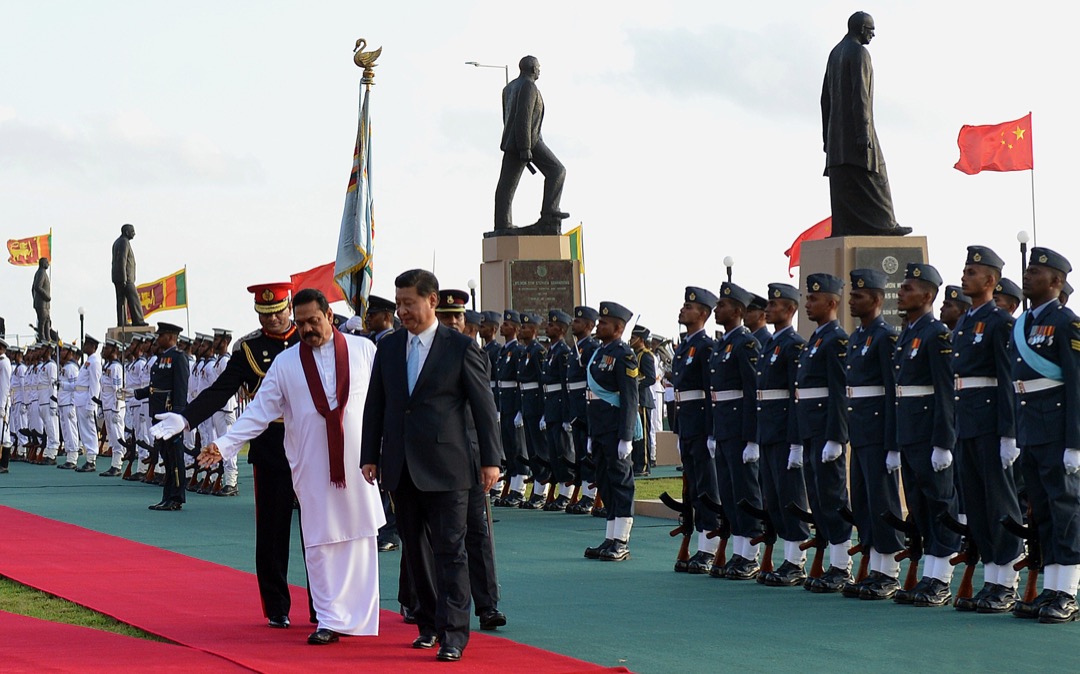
[707,282,764,580]
[494,310,528,507]
[940,285,972,334]
[364,295,398,343]
[892,263,962,607]
[994,278,1023,316]
[566,306,601,514]
[672,286,720,574]
[1011,247,1080,623]
[479,310,503,465]
[841,269,904,600]
[517,312,551,508]
[746,293,772,346]
[137,322,189,511]
[757,283,812,587]
[582,301,639,562]
[630,325,656,478]
[541,309,576,510]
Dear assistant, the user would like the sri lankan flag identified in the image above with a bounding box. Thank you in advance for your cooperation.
[7,229,52,266]
[137,268,188,317]
[565,224,585,274]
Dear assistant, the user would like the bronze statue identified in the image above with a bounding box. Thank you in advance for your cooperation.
[490,55,568,238]
[32,257,51,341]
[822,12,910,237]
[112,224,147,327]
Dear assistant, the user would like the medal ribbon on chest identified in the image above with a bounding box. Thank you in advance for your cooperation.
[909,337,921,359]
[861,335,872,357]
[973,321,985,344]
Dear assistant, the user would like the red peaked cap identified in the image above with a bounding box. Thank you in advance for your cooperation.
[247,282,293,314]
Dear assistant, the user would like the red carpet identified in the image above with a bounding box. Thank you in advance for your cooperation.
[0,506,627,673]
[0,610,247,673]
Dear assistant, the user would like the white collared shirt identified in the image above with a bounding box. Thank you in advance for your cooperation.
[407,320,439,379]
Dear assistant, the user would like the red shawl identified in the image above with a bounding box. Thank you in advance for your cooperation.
[298,329,350,488]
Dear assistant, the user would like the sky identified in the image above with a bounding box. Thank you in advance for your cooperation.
[1,1,1072,346]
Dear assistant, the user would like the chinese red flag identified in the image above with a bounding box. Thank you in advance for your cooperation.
[290,262,347,303]
[954,113,1033,175]
[784,217,832,277]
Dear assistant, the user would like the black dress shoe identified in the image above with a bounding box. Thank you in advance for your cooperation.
[75,462,96,473]
[478,608,507,630]
[892,226,913,236]
[57,461,77,470]
[724,555,761,581]
[842,571,874,598]
[566,495,593,514]
[600,539,630,561]
[215,484,239,497]
[584,538,613,559]
[1013,588,1056,619]
[861,572,900,600]
[686,550,715,575]
[543,495,570,512]
[0,467,8,474]
[977,584,1018,614]
[956,582,993,612]
[1039,591,1080,624]
[496,490,524,508]
[400,604,418,624]
[268,615,290,628]
[810,565,851,594]
[763,560,807,587]
[590,506,608,518]
[148,500,183,511]
[893,577,931,605]
[40,457,56,466]
[308,628,339,645]
[99,467,122,477]
[123,472,142,481]
[436,645,463,661]
[519,494,546,510]
[412,634,438,649]
[674,557,690,573]
[913,578,952,607]
[378,540,399,552]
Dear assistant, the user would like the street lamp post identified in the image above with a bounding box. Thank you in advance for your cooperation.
[723,256,734,283]
[467,278,478,310]
[465,61,509,85]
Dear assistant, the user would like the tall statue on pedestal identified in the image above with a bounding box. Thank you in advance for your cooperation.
[489,55,569,238]
[112,224,147,327]
[32,257,52,341]
[821,12,910,237]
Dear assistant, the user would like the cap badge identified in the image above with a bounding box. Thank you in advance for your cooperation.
[602,307,610,315]
[723,287,730,295]
[689,292,697,301]
[773,289,781,298]
[973,253,982,262]
[913,267,922,277]
[261,289,274,301]
[1039,254,1049,264]
[856,278,865,288]
[812,282,820,291]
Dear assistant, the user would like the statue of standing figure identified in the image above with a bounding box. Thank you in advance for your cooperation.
[489,55,569,238]
[112,224,147,327]
[32,257,52,341]
[822,12,910,237]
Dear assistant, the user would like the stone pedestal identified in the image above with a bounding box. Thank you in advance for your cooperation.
[107,325,156,344]
[797,236,929,339]
[480,235,582,314]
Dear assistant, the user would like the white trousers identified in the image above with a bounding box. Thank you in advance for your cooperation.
[104,408,126,470]
[304,537,380,635]
[59,405,79,461]
[77,405,98,458]
[213,410,238,486]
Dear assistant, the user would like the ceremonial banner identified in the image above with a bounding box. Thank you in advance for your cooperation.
[954,113,1034,175]
[291,262,347,303]
[785,217,832,276]
[334,82,375,314]
[565,224,585,274]
[137,268,187,317]
[7,230,52,266]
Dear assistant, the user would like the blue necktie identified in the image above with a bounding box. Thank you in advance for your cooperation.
[407,335,421,394]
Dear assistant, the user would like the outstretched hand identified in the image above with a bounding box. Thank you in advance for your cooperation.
[197,443,223,469]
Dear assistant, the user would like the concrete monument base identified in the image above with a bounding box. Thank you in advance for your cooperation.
[480,234,582,315]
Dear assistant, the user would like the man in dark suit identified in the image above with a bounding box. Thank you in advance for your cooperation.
[361,269,502,663]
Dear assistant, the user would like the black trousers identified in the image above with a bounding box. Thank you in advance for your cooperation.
[1020,442,1080,566]
[394,465,472,650]
[34,302,51,341]
[499,402,528,478]
[158,435,186,503]
[957,434,1024,565]
[494,142,566,227]
[680,434,719,532]
[544,422,574,484]
[759,442,811,542]
[899,441,961,558]
[572,423,594,485]
[715,438,763,539]
[849,443,904,554]
[803,435,852,545]
[378,488,400,545]
[522,413,551,484]
[466,483,500,613]
[593,431,635,520]
[632,407,652,474]
[251,463,309,619]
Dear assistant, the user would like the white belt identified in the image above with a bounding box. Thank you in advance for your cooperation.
[1014,378,1064,394]
[75,386,89,391]
[896,385,934,398]
[847,385,886,398]
[586,390,599,401]
[795,387,828,400]
[711,390,743,402]
[489,381,497,389]
[567,381,588,391]
[543,384,563,393]
[756,389,789,401]
[520,382,539,391]
[955,376,997,390]
[675,390,706,402]
[498,381,518,389]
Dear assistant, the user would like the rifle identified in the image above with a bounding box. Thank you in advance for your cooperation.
[740,498,777,574]
[839,506,869,582]
[787,501,825,579]
[660,475,693,571]
[1002,509,1041,603]
[883,510,923,591]
[701,495,731,571]
[940,512,978,605]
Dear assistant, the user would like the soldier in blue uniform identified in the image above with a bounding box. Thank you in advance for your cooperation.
[841,269,904,600]
[581,301,640,562]
[1010,247,1080,623]
[541,310,576,510]
[517,312,551,509]
[566,306,601,514]
[707,282,764,580]
[796,273,853,593]
[940,285,972,333]
[630,325,656,477]
[951,246,1025,613]
[757,283,812,587]
[135,322,189,511]
[672,287,721,574]
[892,263,962,607]
[746,293,772,346]
[494,310,528,507]
[994,278,1022,316]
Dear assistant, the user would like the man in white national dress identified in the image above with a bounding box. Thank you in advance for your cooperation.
[154,288,384,645]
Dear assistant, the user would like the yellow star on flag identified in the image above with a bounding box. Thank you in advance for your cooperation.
[1013,126,1026,141]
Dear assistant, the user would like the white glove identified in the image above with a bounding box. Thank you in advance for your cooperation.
[821,440,843,463]
[787,444,803,470]
[539,416,547,431]
[1000,437,1020,470]
[151,412,187,440]
[344,315,364,332]
[886,450,902,473]
[513,411,524,428]
[562,421,573,433]
[706,436,716,458]
[1065,448,1080,475]
[496,412,501,424]
[586,438,593,455]
[742,442,760,464]
[931,447,953,472]
[617,440,633,460]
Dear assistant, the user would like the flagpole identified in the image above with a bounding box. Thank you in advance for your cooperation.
[579,221,587,307]
[184,265,190,335]
[1029,111,1037,246]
